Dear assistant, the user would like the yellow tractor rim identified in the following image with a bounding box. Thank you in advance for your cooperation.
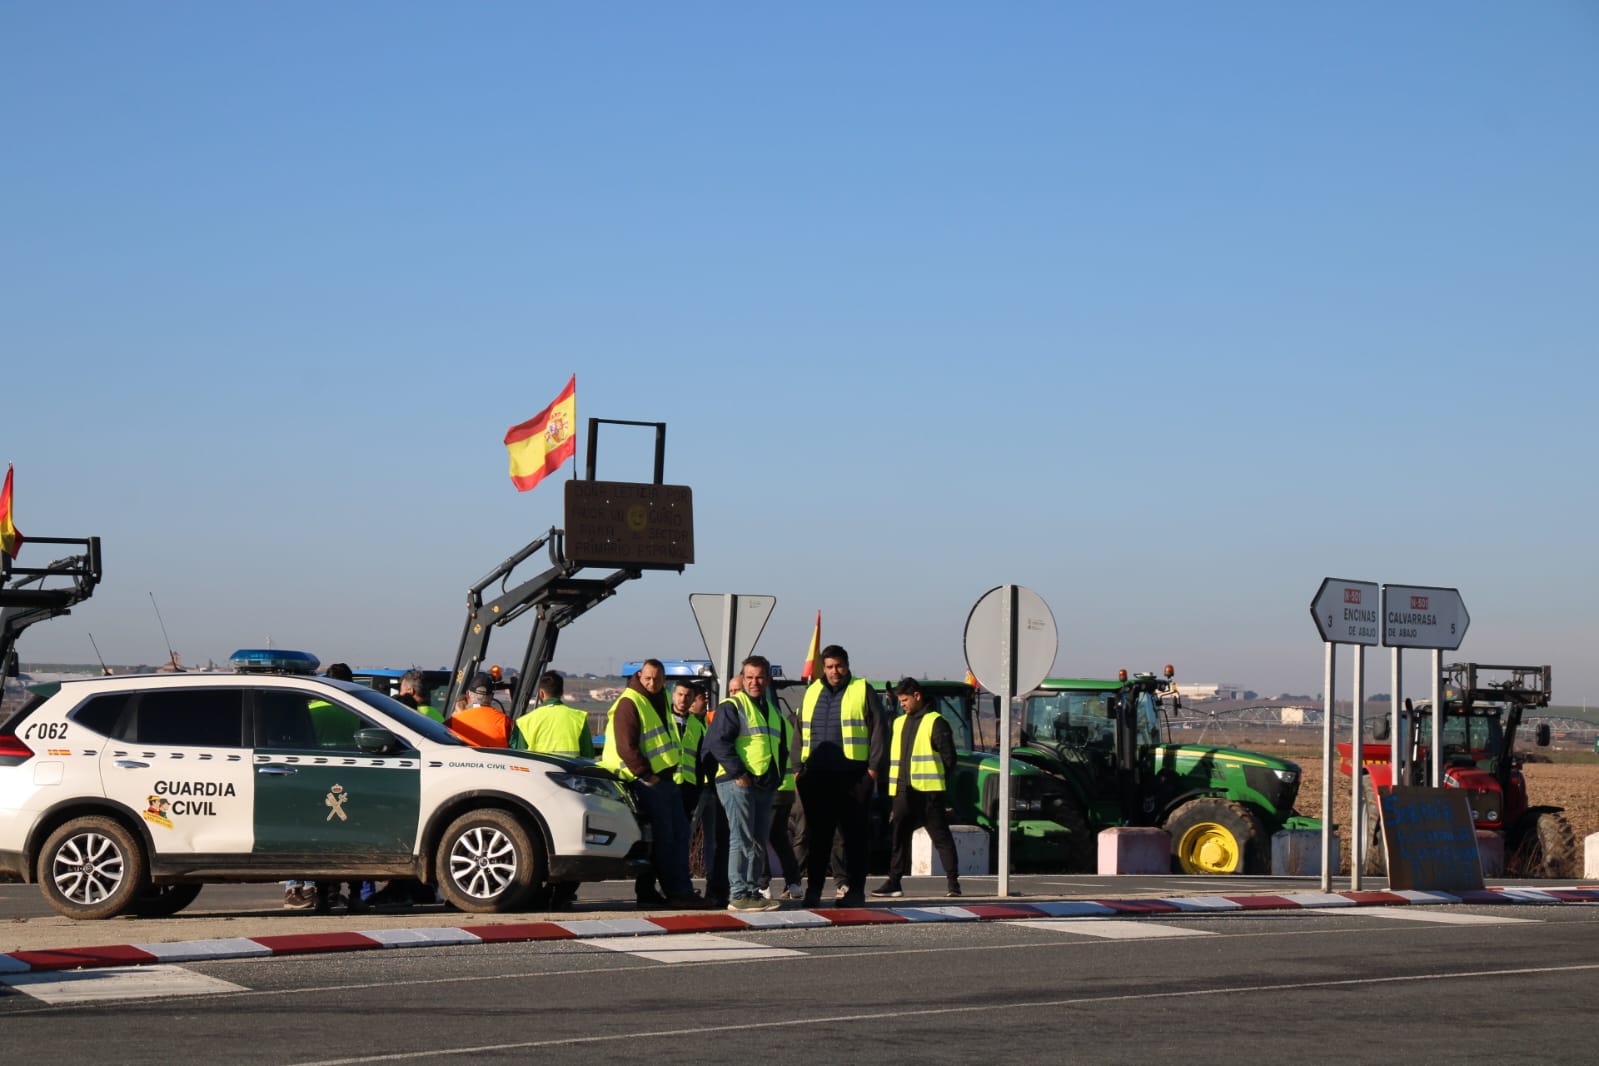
[1177,821,1242,874]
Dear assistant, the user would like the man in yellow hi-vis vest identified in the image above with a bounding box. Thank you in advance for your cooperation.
[873,677,961,898]
[599,659,704,908]
[707,655,786,912]
[797,644,887,908]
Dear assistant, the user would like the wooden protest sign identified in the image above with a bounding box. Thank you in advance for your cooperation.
[1375,786,1485,892]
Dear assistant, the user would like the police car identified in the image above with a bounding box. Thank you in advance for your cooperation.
[0,650,647,920]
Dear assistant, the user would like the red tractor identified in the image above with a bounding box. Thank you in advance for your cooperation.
[1338,662,1577,878]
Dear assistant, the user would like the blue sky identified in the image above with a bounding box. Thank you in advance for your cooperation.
[4,3,1596,701]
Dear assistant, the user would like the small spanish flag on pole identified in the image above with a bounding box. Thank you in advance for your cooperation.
[801,610,823,682]
[0,464,23,559]
[504,375,577,493]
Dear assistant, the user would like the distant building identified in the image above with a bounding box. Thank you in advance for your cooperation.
[1176,682,1243,701]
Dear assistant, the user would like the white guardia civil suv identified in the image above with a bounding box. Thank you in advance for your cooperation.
[0,657,647,919]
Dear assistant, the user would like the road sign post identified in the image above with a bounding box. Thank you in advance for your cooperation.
[689,593,775,692]
[1381,584,1469,811]
[1309,578,1379,892]
[964,584,1058,898]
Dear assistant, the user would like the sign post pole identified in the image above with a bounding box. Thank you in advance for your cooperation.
[1310,578,1380,891]
[1320,640,1336,892]
[1350,642,1365,891]
[964,584,1057,899]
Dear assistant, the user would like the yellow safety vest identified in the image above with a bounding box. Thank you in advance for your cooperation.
[777,710,796,793]
[515,700,590,758]
[889,712,946,796]
[800,678,869,762]
[724,692,777,777]
[676,715,706,785]
[599,689,680,781]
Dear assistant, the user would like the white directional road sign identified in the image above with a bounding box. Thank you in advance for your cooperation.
[1310,578,1381,646]
[1381,584,1469,650]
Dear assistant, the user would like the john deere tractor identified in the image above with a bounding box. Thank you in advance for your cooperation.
[1015,668,1313,874]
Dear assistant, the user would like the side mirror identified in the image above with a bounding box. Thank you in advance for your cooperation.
[354,728,404,755]
[1535,723,1551,747]
[1373,718,1391,741]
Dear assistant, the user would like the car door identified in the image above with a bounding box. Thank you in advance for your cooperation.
[97,686,256,858]
[249,686,421,857]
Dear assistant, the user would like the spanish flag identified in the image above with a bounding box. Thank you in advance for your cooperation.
[0,464,22,559]
[504,375,577,493]
[801,610,822,682]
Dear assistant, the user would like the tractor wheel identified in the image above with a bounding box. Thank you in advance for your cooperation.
[37,815,148,920]
[1360,777,1387,877]
[436,809,545,913]
[128,883,204,918]
[1164,799,1266,875]
[1506,810,1578,879]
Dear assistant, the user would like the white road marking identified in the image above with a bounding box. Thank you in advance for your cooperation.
[285,961,1599,1064]
[575,933,804,964]
[1330,906,1540,925]
[1014,919,1214,939]
[2,964,247,1005]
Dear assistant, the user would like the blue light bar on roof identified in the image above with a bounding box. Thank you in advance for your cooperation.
[229,648,321,675]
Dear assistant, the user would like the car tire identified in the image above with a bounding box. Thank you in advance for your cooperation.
[436,809,545,914]
[37,815,149,920]
[127,883,204,918]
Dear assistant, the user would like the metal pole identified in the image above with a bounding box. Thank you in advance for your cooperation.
[1430,649,1443,787]
[1320,641,1335,892]
[1390,646,1402,808]
[997,585,1014,898]
[718,595,737,698]
[1350,643,1365,891]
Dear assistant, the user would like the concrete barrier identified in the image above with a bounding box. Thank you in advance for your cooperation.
[911,825,990,876]
[1476,830,1504,877]
[1585,832,1599,879]
[1097,826,1170,874]
[1272,829,1341,876]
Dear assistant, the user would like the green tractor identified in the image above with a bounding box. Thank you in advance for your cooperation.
[867,679,1087,873]
[1014,669,1314,874]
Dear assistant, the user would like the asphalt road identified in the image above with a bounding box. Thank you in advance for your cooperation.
[3,898,1598,1064]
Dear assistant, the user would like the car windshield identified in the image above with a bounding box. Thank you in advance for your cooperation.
[342,685,464,745]
[1413,708,1504,770]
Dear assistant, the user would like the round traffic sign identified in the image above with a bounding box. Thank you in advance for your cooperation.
[963,584,1058,698]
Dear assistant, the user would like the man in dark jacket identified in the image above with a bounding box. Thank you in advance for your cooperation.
[796,644,887,908]
[873,677,961,898]
[707,656,785,912]
[599,659,702,908]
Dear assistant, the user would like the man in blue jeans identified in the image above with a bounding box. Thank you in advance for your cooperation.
[707,655,784,912]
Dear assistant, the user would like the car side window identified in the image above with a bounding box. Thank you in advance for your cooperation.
[255,689,369,752]
[125,689,247,747]
[71,692,134,738]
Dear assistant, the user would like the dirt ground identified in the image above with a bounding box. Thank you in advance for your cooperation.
[1292,754,1598,874]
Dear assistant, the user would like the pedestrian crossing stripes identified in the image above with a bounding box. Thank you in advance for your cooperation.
[576,933,805,964]
[1017,919,1216,939]
[2,964,247,1005]
[1326,906,1541,925]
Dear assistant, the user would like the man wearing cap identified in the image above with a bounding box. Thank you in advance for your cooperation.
[796,644,887,908]
[873,677,961,898]
[447,673,511,748]
[598,659,702,908]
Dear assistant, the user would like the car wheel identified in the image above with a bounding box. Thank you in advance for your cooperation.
[436,809,544,913]
[38,816,149,920]
[127,883,204,918]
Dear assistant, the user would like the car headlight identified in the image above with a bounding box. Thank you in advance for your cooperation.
[1273,769,1298,784]
[547,771,624,800]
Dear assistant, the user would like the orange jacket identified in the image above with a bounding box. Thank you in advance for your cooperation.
[448,704,511,748]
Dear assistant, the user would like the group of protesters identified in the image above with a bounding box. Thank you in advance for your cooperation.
[424,644,962,911]
[587,646,962,912]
